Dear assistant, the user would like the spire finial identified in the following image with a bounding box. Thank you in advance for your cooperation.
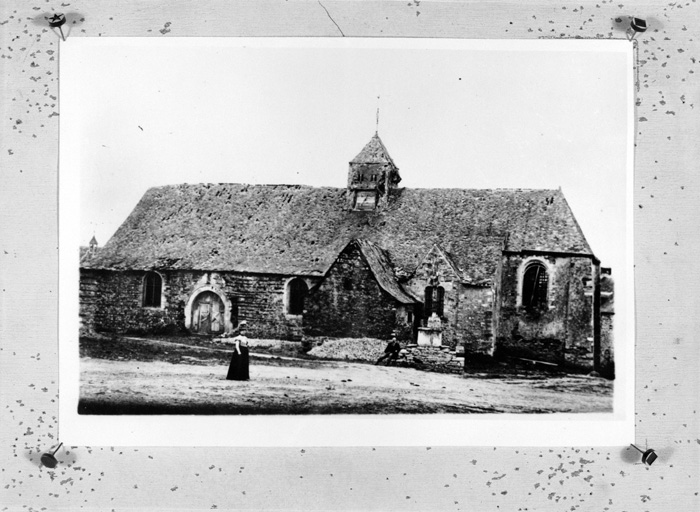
[375,95,380,135]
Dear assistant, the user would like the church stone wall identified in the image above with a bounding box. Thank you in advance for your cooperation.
[80,269,319,340]
[165,271,312,340]
[494,253,597,368]
[406,248,493,351]
[79,270,103,335]
[456,285,495,354]
[600,313,614,378]
[304,243,408,340]
[81,270,179,334]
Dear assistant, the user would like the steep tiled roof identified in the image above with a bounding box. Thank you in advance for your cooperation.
[351,133,396,166]
[353,240,418,304]
[84,184,594,284]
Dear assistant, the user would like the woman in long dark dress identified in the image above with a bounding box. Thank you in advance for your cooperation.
[226,327,250,381]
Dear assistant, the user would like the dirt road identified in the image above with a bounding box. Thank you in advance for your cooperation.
[79,356,613,415]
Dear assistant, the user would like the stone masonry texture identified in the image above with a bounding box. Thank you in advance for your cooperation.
[304,242,410,340]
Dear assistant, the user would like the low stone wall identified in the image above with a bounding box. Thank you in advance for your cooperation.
[494,336,565,364]
[400,344,464,375]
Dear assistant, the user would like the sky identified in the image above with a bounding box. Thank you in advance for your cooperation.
[61,38,631,275]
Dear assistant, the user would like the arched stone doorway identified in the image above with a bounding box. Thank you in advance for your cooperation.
[190,291,225,335]
[184,286,232,335]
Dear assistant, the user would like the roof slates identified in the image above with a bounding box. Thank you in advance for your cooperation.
[83,184,593,283]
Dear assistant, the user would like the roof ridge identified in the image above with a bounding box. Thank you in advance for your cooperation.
[152,183,324,189]
[150,184,565,193]
[406,187,561,192]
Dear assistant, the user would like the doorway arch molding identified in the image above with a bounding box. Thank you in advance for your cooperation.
[184,284,234,334]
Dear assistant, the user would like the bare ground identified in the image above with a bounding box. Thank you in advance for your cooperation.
[78,336,613,415]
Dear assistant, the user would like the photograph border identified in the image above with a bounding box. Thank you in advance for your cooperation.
[59,37,635,447]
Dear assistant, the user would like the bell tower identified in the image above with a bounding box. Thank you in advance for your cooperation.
[88,235,98,255]
[347,133,401,210]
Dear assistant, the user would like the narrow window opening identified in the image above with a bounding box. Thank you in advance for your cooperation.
[424,286,445,319]
[229,296,239,327]
[424,286,433,318]
[435,286,445,316]
[287,278,308,315]
[483,311,493,339]
[143,272,162,307]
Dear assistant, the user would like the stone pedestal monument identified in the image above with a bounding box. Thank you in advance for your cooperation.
[417,313,443,347]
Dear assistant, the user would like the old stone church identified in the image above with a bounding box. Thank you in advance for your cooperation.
[80,134,614,373]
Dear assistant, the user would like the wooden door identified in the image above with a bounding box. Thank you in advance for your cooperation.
[191,291,225,335]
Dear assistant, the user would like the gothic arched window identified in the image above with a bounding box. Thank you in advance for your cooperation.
[522,262,548,311]
[287,278,308,315]
[424,286,445,318]
[143,271,162,308]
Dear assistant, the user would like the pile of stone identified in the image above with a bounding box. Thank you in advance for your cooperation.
[307,337,387,362]
[306,337,465,374]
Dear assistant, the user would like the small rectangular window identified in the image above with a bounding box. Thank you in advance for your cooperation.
[354,191,377,210]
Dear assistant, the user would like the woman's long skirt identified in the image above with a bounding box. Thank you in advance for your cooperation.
[226,347,250,381]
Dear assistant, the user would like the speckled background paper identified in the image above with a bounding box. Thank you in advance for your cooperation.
[1,1,698,510]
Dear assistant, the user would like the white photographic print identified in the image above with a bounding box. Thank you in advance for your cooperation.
[59,38,634,446]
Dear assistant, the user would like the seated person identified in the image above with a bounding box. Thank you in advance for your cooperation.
[375,335,402,366]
